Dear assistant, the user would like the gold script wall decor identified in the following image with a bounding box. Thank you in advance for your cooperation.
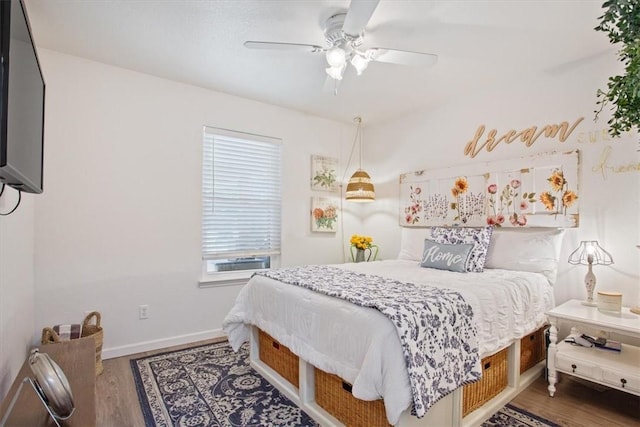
[592,145,640,180]
[464,117,584,158]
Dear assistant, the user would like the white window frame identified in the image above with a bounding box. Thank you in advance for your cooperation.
[200,126,282,286]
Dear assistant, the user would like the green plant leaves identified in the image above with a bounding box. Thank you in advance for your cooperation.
[594,0,640,137]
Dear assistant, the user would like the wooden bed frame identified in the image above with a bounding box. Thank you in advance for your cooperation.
[248,325,546,427]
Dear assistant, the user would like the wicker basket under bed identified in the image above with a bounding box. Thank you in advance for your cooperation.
[520,325,548,373]
[462,346,509,416]
[258,329,299,388]
[315,367,391,427]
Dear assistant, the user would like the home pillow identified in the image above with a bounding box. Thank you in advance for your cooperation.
[420,240,473,273]
[484,228,565,285]
[397,227,433,261]
[431,226,493,272]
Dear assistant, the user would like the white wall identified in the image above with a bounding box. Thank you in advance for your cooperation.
[0,189,36,400]
[362,51,640,307]
[6,34,639,377]
[33,50,360,357]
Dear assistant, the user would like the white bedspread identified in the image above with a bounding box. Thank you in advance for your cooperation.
[223,260,554,425]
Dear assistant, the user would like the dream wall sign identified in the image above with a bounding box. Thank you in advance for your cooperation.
[400,150,580,228]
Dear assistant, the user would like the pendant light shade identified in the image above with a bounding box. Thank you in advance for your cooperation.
[345,117,375,202]
[346,169,375,201]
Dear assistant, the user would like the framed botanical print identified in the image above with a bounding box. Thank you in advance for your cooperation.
[311,155,339,192]
[311,197,339,233]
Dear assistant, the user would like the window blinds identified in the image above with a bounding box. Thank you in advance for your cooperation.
[202,127,282,260]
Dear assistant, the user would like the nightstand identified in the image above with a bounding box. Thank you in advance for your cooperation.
[547,299,640,398]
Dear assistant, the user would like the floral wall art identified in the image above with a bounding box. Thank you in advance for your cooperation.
[311,197,339,233]
[400,150,580,228]
[311,155,339,192]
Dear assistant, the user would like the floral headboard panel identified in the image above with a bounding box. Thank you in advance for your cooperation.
[400,150,579,228]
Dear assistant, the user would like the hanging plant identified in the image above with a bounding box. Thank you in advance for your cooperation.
[594,0,640,137]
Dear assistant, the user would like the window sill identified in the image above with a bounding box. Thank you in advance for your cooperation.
[198,270,256,288]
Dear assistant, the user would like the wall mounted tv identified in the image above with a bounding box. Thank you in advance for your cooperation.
[0,0,45,194]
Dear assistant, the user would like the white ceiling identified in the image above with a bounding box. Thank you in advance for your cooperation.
[24,0,613,125]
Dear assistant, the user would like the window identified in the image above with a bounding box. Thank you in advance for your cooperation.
[202,127,282,277]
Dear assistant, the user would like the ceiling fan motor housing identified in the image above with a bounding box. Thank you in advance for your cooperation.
[324,13,363,48]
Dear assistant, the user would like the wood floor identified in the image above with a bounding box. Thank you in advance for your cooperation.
[96,338,640,427]
[510,375,639,427]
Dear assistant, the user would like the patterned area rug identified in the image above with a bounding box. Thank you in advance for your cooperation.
[131,340,559,427]
[483,404,561,427]
[131,341,319,426]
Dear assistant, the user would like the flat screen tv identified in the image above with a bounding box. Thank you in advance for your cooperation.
[0,0,45,194]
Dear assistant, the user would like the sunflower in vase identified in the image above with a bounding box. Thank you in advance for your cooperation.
[350,234,378,263]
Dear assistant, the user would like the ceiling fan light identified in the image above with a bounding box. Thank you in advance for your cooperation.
[325,46,346,67]
[345,169,375,202]
[350,54,370,75]
[326,64,345,80]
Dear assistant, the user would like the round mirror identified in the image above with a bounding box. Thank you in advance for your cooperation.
[28,348,75,419]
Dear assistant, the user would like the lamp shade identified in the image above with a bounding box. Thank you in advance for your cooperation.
[350,53,370,75]
[568,240,614,266]
[345,169,375,202]
[325,64,346,80]
[325,46,346,67]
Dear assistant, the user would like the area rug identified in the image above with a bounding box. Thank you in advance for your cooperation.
[131,341,319,426]
[132,340,559,427]
[483,404,561,427]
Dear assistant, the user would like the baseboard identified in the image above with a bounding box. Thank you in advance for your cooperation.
[102,328,226,359]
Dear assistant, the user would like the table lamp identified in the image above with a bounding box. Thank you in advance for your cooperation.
[568,240,614,306]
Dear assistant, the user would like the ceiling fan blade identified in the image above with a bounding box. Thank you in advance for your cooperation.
[342,0,381,37]
[244,41,324,53]
[369,48,438,67]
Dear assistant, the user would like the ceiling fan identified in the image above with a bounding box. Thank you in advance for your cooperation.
[244,0,438,92]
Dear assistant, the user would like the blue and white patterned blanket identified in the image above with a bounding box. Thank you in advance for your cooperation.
[256,265,482,418]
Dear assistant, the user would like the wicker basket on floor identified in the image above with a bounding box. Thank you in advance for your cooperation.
[42,311,104,376]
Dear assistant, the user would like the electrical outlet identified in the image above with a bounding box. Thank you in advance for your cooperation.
[139,304,149,320]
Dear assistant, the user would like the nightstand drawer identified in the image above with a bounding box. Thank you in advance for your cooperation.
[556,353,597,377]
[602,368,640,393]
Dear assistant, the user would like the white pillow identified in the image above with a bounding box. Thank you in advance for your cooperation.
[484,228,565,284]
[397,227,432,261]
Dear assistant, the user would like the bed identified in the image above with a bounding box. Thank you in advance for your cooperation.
[223,227,565,426]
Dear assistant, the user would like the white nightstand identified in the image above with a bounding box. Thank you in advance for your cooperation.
[547,299,640,397]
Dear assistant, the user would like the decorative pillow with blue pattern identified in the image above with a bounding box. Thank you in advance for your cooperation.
[420,239,473,273]
[430,226,493,272]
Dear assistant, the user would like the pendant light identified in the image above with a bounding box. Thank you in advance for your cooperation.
[345,117,375,202]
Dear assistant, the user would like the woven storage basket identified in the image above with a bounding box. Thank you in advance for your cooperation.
[462,347,508,416]
[41,311,104,376]
[258,329,299,388]
[315,368,391,427]
[520,325,548,374]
